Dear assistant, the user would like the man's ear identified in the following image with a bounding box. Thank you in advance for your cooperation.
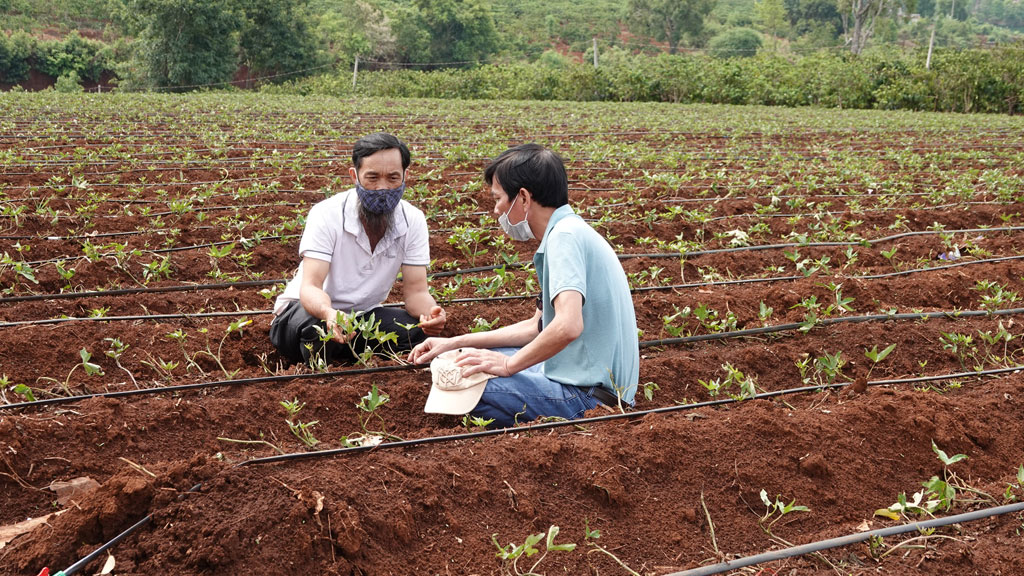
[349,166,358,182]
[518,188,531,206]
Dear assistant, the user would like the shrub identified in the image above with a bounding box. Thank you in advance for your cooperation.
[707,28,763,59]
[55,70,84,93]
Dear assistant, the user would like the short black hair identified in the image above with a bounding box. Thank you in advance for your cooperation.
[352,132,411,171]
[483,143,568,208]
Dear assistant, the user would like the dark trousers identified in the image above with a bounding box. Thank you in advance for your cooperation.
[269,300,427,366]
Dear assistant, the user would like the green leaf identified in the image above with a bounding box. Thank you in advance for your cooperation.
[13,384,35,402]
[545,525,576,552]
[865,343,896,363]
[522,531,544,557]
[932,440,968,466]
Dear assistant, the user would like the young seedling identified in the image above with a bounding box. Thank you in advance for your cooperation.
[8,378,37,403]
[583,520,642,575]
[880,246,899,271]
[1003,465,1024,502]
[280,398,318,448]
[140,353,179,382]
[973,280,1020,313]
[194,318,252,378]
[661,305,691,338]
[492,525,575,576]
[104,337,138,388]
[976,321,1014,365]
[470,317,500,333]
[861,343,896,384]
[166,328,202,373]
[759,489,810,534]
[341,384,402,446]
[37,348,104,396]
[641,381,660,402]
[876,441,993,521]
[940,331,977,370]
[141,255,173,284]
[796,351,848,388]
[699,363,756,399]
[461,414,495,430]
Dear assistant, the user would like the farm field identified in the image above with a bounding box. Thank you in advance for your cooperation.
[1,93,1024,575]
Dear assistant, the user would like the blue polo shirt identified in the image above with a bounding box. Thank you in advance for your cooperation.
[534,205,640,403]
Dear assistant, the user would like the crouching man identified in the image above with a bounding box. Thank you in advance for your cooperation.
[271,133,445,366]
[409,143,638,427]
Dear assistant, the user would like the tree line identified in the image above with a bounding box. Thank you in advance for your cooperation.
[0,0,1022,95]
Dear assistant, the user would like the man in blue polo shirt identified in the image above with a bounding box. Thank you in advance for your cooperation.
[408,143,639,427]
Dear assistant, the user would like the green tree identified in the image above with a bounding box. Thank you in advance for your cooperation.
[755,0,789,49]
[314,0,395,65]
[785,0,841,36]
[236,0,319,80]
[125,0,242,89]
[624,0,717,53]
[392,0,501,65]
[0,30,36,84]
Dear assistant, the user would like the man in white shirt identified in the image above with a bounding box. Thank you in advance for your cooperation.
[270,133,446,365]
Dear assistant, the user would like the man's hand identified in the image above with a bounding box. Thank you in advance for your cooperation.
[408,336,457,365]
[454,348,514,378]
[326,310,356,344]
[418,306,446,336]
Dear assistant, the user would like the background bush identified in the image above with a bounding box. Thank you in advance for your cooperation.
[263,42,1024,114]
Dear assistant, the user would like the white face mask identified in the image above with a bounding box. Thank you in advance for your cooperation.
[498,197,534,241]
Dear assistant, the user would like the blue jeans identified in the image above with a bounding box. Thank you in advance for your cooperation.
[471,348,603,428]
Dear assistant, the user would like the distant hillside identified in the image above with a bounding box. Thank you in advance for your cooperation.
[0,0,116,39]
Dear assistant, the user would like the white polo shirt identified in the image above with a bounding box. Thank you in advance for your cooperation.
[273,189,430,315]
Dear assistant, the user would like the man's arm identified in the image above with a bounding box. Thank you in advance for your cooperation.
[454,290,582,377]
[298,256,350,342]
[401,264,446,336]
[407,307,542,364]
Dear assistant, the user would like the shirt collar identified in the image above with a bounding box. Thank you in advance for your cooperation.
[536,204,576,254]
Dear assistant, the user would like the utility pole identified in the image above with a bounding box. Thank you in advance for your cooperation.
[352,54,359,89]
[593,38,598,68]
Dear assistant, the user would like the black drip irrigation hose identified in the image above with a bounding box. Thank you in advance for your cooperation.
[4,247,1023,311]
[639,307,1024,348]
[43,483,203,576]
[0,363,423,411]
[2,252,1024,327]
[236,364,1024,467]
[4,303,1022,414]
[0,279,280,305]
[666,501,1024,576]
[23,233,299,267]
[0,309,272,329]
[627,225,1024,260]
[1,303,1022,407]
[6,222,1022,302]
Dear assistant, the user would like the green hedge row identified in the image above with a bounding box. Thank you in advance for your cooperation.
[0,31,116,85]
[267,45,1024,114]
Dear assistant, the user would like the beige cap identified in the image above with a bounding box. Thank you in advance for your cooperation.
[425,349,495,415]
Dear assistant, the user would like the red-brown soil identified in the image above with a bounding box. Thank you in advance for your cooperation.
[2,96,1024,576]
